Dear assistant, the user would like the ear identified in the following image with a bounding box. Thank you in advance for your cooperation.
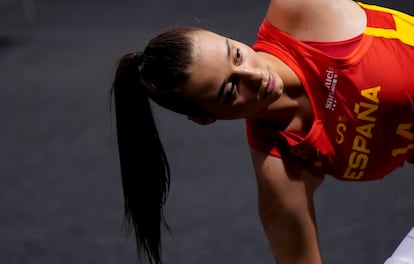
[187,115,217,125]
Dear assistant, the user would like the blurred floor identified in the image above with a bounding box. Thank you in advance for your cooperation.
[0,0,413,263]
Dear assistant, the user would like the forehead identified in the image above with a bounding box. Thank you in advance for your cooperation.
[185,31,228,98]
[191,31,228,72]
[192,31,226,55]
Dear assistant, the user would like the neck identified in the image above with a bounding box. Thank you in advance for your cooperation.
[251,94,299,128]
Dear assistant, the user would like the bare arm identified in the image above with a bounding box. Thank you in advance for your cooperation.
[250,147,324,264]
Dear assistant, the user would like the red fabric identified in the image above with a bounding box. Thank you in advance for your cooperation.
[303,34,362,57]
[246,3,414,181]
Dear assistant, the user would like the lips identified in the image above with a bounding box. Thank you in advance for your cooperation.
[257,71,283,100]
[260,72,275,98]
[265,73,275,93]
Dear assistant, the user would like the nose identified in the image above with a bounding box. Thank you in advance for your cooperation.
[234,65,262,91]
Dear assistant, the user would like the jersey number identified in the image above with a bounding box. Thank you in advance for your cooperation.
[392,123,414,157]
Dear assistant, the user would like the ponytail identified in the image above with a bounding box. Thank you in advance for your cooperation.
[111,52,170,264]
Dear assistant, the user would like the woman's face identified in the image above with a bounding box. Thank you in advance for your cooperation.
[183,30,284,120]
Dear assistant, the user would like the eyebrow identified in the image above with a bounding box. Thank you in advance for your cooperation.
[216,38,231,101]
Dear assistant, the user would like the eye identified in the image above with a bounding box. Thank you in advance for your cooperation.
[234,48,242,65]
[225,80,238,100]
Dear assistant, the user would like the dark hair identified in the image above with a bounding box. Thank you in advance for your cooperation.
[111,27,202,264]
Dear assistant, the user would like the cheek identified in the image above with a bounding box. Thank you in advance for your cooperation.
[233,92,268,114]
[239,82,260,96]
[231,99,255,116]
[235,91,257,106]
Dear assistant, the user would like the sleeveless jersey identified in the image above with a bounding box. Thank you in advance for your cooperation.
[246,2,414,181]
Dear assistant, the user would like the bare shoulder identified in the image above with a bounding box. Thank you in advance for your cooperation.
[265,0,367,41]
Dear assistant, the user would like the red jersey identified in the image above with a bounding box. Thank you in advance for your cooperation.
[246,3,414,181]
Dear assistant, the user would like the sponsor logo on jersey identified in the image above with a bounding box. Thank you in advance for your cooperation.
[324,67,337,111]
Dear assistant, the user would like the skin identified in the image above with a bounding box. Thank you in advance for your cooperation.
[183,0,367,263]
[186,31,285,120]
[185,31,312,131]
[185,29,324,263]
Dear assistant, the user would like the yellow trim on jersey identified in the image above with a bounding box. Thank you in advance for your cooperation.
[358,2,414,47]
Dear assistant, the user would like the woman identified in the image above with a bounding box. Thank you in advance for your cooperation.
[111,0,414,263]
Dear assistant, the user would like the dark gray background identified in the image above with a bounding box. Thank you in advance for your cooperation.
[1,0,413,263]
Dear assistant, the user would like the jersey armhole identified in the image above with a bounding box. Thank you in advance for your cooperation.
[302,34,363,57]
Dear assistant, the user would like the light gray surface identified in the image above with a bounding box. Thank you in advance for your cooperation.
[0,0,413,263]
